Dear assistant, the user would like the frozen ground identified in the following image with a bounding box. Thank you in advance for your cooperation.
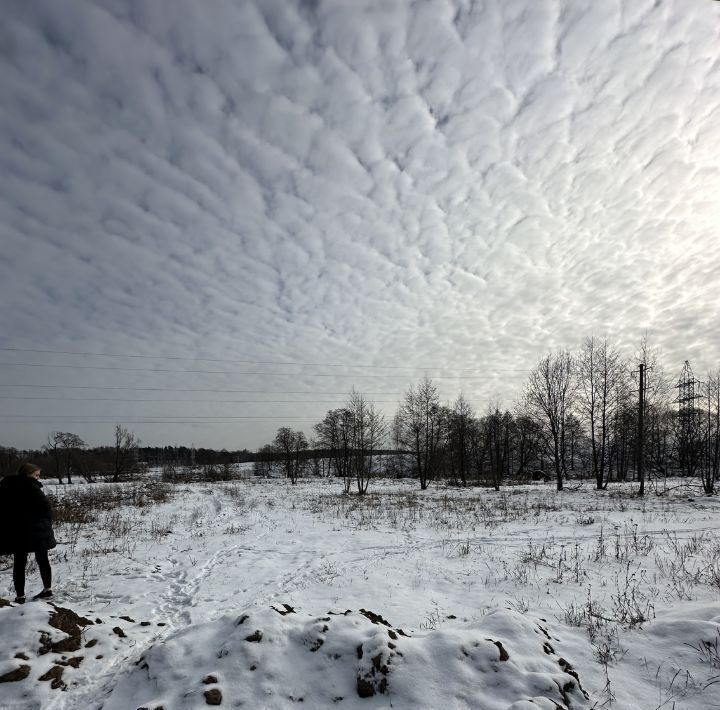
[1,476,719,709]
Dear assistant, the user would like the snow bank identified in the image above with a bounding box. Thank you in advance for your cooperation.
[0,597,160,709]
[101,604,590,710]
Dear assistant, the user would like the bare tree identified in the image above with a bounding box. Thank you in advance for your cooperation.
[254,444,279,477]
[446,395,473,486]
[468,417,486,484]
[314,408,354,492]
[397,377,444,489]
[577,337,626,489]
[47,432,85,484]
[608,389,636,483]
[385,413,413,479]
[315,393,386,494]
[564,413,584,473]
[482,406,511,491]
[704,369,720,494]
[309,446,326,478]
[524,351,575,491]
[511,413,543,478]
[45,433,63,484]
[347,391,386,495]
[112,424,140,482]
[644,403,672,479]
[273,427,308,485]
[635,334,670,408]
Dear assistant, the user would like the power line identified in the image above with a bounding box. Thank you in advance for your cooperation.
[0,420,318,425]
[0,396,402,404]
[0,395,510,404]
[0,422,317,426]
[0,384,403,394]
[0,362,526,379]
[0,346,531,373]
[0,415,321,421]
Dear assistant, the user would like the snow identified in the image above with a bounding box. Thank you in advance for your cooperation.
[1,476,719,709]
[101,606,589,709]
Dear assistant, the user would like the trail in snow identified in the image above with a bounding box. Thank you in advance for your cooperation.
[47,542,247,710]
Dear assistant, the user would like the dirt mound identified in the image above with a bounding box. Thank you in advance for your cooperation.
[99,605,590,710]
[0,597,163,707]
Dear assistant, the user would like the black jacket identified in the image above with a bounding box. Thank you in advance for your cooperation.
[0,475,57,554]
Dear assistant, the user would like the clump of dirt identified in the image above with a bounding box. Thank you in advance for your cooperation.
[203,674,218,684]
[356,636,400,698]
[0,664,31,683]
[204,687,222,705]
[306,621,329,652]
[359,609,391,627]
[245,630,263,642]
[535,623,555,641]
[356,677,376,698]
[113,626,127,638]
[486,638,510,661]
[0,597,11,608]
[39,605,94,654]
[352,609,413,697]
[558,657,588,699]
[359,609,409,636]
[356,650,390,698]
[38,664,66,690]
[272,603,295,616]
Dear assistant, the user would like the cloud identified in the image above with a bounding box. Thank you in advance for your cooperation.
[1,0,719,449]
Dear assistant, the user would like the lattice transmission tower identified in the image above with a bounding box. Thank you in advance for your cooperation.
[674,361,703,411]
[673,360,704,475]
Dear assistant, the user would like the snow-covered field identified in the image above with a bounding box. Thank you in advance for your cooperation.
[1,476,719,709]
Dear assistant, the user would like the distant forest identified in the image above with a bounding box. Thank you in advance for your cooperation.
[0,432,255,482]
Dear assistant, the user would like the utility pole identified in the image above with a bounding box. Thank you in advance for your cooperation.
[708,388,712,486]
[638,363,645,496]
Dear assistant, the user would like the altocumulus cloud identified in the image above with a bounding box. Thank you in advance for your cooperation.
[0,0,719,449]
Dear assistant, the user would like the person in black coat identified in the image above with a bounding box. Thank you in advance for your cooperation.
[0,462,56,603]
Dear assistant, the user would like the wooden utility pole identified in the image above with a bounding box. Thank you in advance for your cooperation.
[638,363,645,496]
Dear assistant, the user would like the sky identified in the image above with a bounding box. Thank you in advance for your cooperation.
[1,0,719,452]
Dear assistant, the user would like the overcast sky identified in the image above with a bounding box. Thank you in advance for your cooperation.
[1,0,719,451]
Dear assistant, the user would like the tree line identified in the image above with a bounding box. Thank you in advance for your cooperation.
[2,335,718,495]
[258,336,720,496]
[1,426,141,483]
[0,425,254,483]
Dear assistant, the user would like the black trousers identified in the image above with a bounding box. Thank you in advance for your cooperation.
[13,550,52,597]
